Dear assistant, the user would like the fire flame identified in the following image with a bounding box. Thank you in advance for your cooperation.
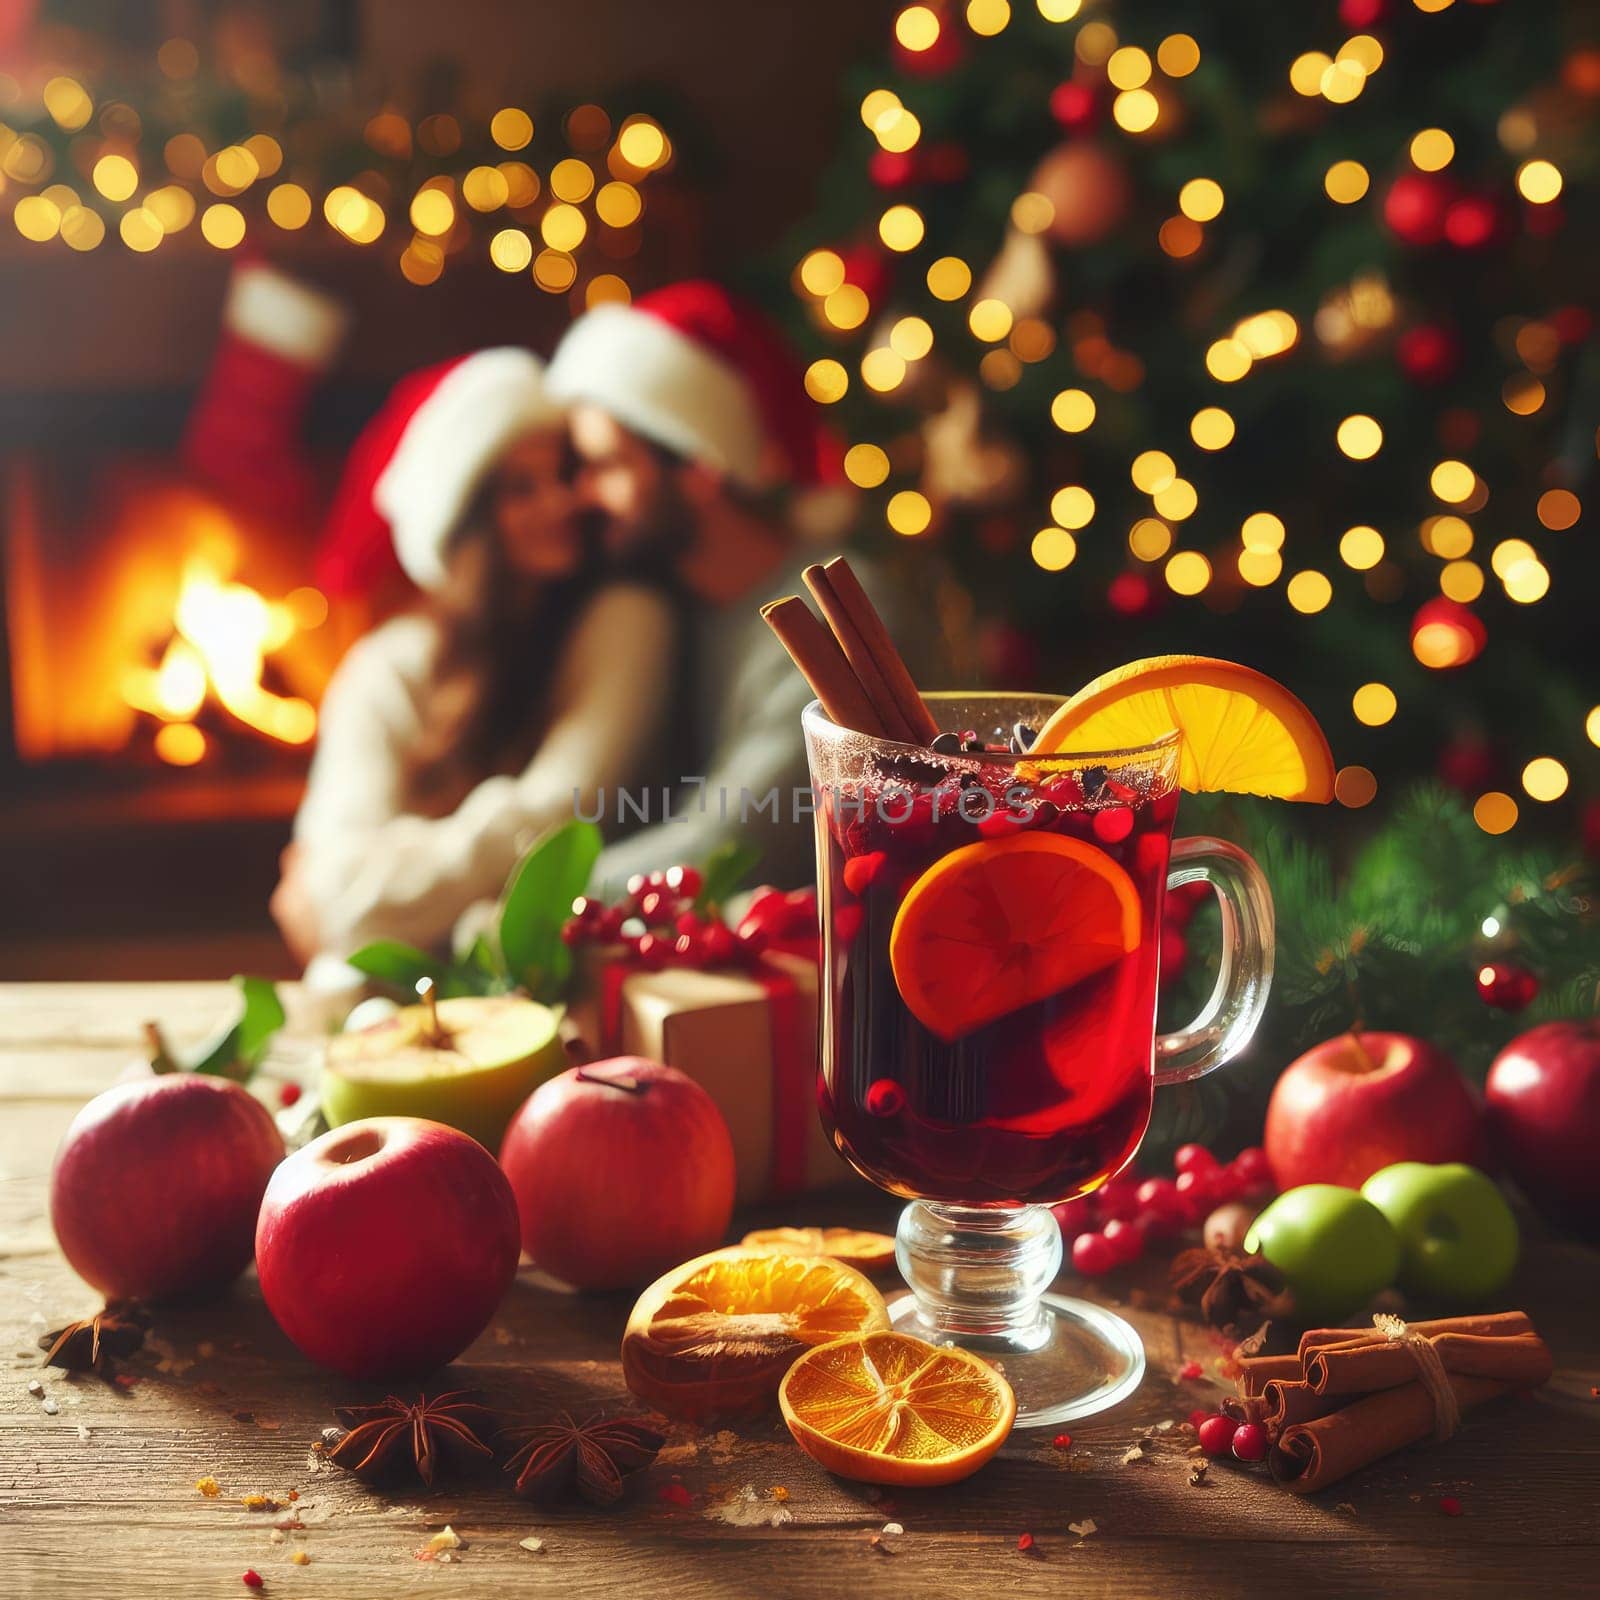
[121,553,320,762]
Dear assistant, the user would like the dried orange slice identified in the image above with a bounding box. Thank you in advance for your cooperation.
[1032,654,1335,802]
[779,1331,1016,1486]
[889,832,1141,1041]
[621,1247,890,1419]
[740,1227,898,1274]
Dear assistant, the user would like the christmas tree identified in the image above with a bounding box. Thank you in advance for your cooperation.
[773,0,1596,847]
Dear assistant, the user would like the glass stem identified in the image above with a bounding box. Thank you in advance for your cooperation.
[895,1201,1062,1352]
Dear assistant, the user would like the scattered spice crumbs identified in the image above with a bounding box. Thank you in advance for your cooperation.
[1016,1531,1035,1553]
[771,1486,789,1503]
[658,1481,693,1507]
[290,1552,309,1567]
[241,1573,263,1591]
[1178,1360,1204,1380]
[1068,1518,1098,1539]
[239,1493,281,1512]
[196,1476,221,1498]
[1188,1463,1209,1487]
[518,1536,546,1554]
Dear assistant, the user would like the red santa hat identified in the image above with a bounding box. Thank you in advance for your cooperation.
[315,347,561,594]
[545,280,836,489]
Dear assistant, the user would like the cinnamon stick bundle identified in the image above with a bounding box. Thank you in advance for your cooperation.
[1237,1310,1551,1495]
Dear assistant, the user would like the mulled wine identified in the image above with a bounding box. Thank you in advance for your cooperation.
[811,699,1179,1206]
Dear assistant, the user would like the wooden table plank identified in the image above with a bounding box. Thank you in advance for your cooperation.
[3,983,1598,1600]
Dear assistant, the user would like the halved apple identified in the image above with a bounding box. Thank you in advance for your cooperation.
[321,995,565,1150]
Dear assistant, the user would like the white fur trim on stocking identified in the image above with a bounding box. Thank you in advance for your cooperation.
[546,303,769,488]
[374,347,562,591]
[223,263,348,370]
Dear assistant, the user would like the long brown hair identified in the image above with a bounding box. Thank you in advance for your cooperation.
[403,521,599,811]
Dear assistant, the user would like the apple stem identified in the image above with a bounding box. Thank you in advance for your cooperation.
[143,1021,179,1074]
[1345,1029,1377,1072]
[415,977,450,1047]
[576,1069,646,1095]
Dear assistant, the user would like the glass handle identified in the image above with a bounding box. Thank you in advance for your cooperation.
[1154,835,1274,1087]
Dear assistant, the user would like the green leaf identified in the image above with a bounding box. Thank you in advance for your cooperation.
[346,940,443,993]
[497,819,603,1002]
[694,839,762,914]
[187,975,285,1079]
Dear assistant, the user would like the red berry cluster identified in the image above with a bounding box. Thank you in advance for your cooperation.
[1192,1411,1268,1464]
[1053,1142,1274,1277]
[560,869,818,972]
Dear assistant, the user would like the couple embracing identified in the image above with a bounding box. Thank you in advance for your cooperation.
[275,282,914,990]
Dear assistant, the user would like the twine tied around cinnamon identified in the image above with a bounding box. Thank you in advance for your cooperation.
[1373,1313,1461,1440]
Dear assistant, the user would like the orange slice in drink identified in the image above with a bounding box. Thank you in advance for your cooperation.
[740,1227,898,1274]
[889,832,1141,1041]
[1032,654,1336,802]
[779,1331,1016,1486]
[621,1247,890,1419]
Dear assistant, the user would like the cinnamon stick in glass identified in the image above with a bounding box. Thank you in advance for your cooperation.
[817,557,940,744]
[760,597,885,737]
[802,563,916,743]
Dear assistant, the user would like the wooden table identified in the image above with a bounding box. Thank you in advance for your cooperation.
[4,984,1598,1600]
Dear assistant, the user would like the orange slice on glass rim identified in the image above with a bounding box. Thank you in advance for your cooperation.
[889,832,1141,1042]
[621,1247,890,1419]
[779,1330,1016,1486]
[1032,654,1336,802]
[739,1227,898,1274]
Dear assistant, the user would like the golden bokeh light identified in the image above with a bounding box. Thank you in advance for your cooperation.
[1052,389,1096,432]
[887,490,933,536]
[804,359,849,404]
[1409,128,1455,171]
[491,108,534,151]
[144,186,194,233]
[267,183,312,229]
[1050,485,1095,529]
[119,207,162,252]
[1473,791,1518,836]
[1430,459,1476,503]
[844,443,890,488]
[533,250,578,293]
[1159,216,1204,258]
[1131,450,1176,493]
[860,89,901,129]
[1516,160,1562,204]
[1190,407,1235,450]
[1423,515,1473,558]
[324,186,385,243]
[93,154,138,202]
[1536,488,1580,529]
[1129,519,1172,562]
[1165,551,1212,595]
[1153,478,1198,521]
[1107,47,1152,90]
[966,0,1011,37]
[154,723,207,767]
[878,204,925,252]
[1502,558,1550,604]
[13,196,61,242]
[1178,178,1224,221]
[464,166,510,212]
[59,206,106,251]
[1440,559,1485,602]
[968,298,1013,341]
[591,179,640,228]
[1112,89,1160,134]
[1238,548,1283,586]
[1242,511,1286,551]
[874,107,922,154]
[490,227,534,272]
[1521,757,1568,802]
[617,120,667,169]
[1205,338,1252,382]
[824,284,869,329]
[1321,60,1366,103]
[1011,192,1056,234]
[1587,706,1600,747]
[1234,310,1298,358]
[979,349,1023,390]
[43,76,92,131]
[861,348,907,392]
[1336,414,1384,460]
[799,249,845,296]
[410,187,456,237]
[541,202,587,251]
[896,5,942,51]
[1336,766,1378,808]
[1286,570,1333,613]
[550,158,594,203]
[1031,527,1078,571]
[926,256,972,300]
[399,239,444,286]
[1502,373,1545,415]
[1352,682,1397,726]
[1157,34,1200,77]
[200,203,245,249]
[1010,318,1055,362]
[1338,35,1385,73]
[1290,52,1333,96]
[244,134,282,178]
[1324,160,1370,203]
[1490,537,1535,579]
[891,316,934,360]
[585,274,631,307]
[1339,526,1385,569]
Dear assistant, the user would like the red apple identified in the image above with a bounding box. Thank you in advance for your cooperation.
[255,1117,519,1379]
[1264,1031,1483,1191]
[499,1057,736,1291]
[1485,1020,1600,1236]
[51,1074,284,1302]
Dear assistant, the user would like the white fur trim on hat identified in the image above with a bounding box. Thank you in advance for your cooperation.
[545,303,769,487]
[375,348,563,590]
[223,262,347,370]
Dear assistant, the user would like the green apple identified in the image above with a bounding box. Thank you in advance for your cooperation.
[1244,1184,1400,1322]
[322,995,565,1150]
[1360,1162,1519,1303]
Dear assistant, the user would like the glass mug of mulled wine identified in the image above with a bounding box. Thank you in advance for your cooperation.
[804,692,1273,1426]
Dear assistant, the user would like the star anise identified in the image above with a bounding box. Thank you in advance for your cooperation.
[1171,1245,1293,1333]
[499,1412,664,1504]
[39,1306,146,1380]
[327,1391,499,1487]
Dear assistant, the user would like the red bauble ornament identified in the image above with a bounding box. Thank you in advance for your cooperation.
[1107,571,1152,616]
[1031,142,1132,247]
[838,244,892,305]
[1339,0,1386,23]
[1475,962,1539,1012]
[1396,323,1460,385]
[1049,80,1098,132]
[869,149,917,189]
[1383,173,1451,247]
[1444,194,1500,250]
[1410,596,1486,670]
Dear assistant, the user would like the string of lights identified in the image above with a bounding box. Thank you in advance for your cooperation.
[782,0,1596,836]
[0,40,674,309]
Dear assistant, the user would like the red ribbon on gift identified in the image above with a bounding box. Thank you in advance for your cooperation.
[598,952,814,1197]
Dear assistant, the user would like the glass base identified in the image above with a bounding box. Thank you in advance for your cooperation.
[892,1199,1146,1428]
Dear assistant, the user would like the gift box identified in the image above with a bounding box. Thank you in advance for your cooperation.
[575,948,853,1205]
